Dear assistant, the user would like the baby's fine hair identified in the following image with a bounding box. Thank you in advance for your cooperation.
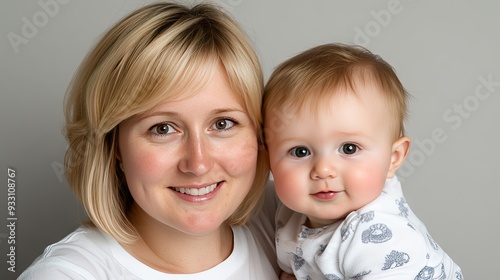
[263,43,409,139]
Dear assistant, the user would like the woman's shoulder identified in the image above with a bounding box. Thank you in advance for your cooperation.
[18,225,117,279]
[34,225,111,258]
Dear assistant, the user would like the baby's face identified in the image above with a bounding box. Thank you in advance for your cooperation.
[265,83,399,227]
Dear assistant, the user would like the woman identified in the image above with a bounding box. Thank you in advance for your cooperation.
[19,2,279,279]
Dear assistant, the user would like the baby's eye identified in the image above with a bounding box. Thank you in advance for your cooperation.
[150,123,176,136]
[290,146,311,158]
[212,118,236,131]
[339,143,360,155]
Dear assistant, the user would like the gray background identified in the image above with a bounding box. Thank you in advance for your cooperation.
[1,0,499,279]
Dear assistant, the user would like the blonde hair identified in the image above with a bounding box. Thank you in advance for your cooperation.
[264,43,409,140]
[64,2,268,243]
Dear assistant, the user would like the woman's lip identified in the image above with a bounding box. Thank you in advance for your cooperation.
[170,182,218,196]
[169,182,223,202]
[170,181,220,189]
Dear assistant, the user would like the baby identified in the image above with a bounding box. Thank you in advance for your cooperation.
[263,43,463,279]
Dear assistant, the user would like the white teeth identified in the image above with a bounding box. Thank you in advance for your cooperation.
[173,183,217,196]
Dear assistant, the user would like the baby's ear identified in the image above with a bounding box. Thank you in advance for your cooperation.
[387,136,410,178]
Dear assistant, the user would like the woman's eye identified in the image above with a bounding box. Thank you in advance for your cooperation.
[150,123,175,135]
[212,119,236,131]
[339,143,359,155]
[290,146,311,158]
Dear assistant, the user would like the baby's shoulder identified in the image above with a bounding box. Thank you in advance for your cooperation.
[340,208,427,246]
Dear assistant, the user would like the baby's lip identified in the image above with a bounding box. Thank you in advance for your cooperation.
[311,190,342,200]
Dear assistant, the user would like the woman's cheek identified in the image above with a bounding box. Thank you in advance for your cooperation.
[125,147,173,186]
[221,138,258,178]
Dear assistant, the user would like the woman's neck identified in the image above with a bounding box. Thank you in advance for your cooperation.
[121,206,234,274]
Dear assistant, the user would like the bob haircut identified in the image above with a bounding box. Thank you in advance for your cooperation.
[64,2,268,243]
[263,43,409,141]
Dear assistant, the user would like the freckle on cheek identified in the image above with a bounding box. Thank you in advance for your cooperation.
[229,144,258,174]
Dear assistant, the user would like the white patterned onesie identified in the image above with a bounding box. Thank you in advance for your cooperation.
[275,176,463,279]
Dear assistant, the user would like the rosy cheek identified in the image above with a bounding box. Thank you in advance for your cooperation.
[224,139,258,176]
[273,179,290,203]
[347,161,387,194]
[272,166,300,205]
[124,149,164,185]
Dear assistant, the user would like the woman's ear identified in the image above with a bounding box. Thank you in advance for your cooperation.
[114,126,123,170]
[117,155,124,171]
[387,136,410,178]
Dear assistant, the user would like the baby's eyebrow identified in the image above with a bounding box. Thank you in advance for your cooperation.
[331,129,373,137]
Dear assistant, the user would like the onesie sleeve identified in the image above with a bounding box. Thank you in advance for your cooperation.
[336,211,428,279]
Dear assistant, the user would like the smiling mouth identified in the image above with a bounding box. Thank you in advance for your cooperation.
[170,182,219,196]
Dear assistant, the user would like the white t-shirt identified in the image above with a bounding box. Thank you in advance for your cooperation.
[19,186,279,280]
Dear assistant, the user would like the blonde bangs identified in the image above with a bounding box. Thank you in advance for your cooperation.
[86,24,223,136]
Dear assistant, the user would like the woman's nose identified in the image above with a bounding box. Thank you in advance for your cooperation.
[178,135,214,176]
[310,157,336,180]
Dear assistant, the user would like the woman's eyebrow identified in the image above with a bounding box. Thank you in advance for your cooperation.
[136,107,246,122]
[210,108,247,114]
[135,111,180,122]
